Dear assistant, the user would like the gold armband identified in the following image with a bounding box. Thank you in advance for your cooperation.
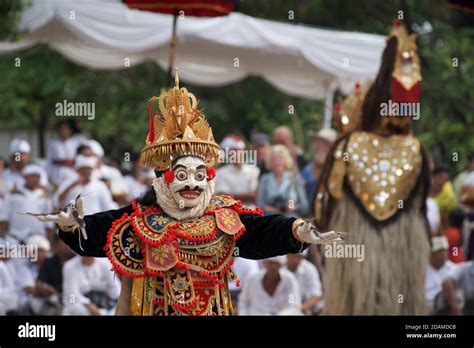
[291,218,305,243]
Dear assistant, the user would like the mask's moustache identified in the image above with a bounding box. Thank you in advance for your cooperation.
[177,186,204,193]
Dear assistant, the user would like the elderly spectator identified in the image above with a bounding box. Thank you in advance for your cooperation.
[257,145,308,217]
[238,256,301,315]
[215,135,260,206]
[272,126,306,170]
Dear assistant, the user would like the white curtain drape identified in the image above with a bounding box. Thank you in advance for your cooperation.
[0,0,385,102]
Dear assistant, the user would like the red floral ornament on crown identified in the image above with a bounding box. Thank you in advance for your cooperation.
[207,167,216,180]
[164,169,174,184]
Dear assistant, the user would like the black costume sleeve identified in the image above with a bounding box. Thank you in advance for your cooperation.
[236,214,308,259]
[58,205,133,257]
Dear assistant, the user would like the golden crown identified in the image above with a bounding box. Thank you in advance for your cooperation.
[389,21,422,90]
[140,70,220,170]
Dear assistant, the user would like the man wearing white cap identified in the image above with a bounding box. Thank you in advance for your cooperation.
[425,236,458,314]
[87,139,127,204]
[55,155,117,215]
[215,134,260,206]
[16,234,51,313]
[2,164,54,243]
[238,255,302,315]
[3,139,48,191]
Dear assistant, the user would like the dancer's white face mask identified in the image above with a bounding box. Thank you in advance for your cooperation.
[169,157,208,208]
[152,156,215,221]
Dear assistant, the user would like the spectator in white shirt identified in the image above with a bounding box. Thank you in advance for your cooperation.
[229,257,259,310]
[3,164,54,242]
[62,256,120,315]
[425,236,458,314]
[87,139,128,205]
[16,234,51,314]
[442,261,474,315]
[0,245,20,315]
[238,256,302,315]
[55,155,118,214]
[286,251,322,314]
[215,135,260,206]
[3,139,49,190]
[123,159,154,201]
[46,120,80,187]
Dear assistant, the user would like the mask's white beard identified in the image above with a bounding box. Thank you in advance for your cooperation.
[152,177,215,221]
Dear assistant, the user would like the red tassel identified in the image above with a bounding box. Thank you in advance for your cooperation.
[148,100,155,143]
[207,166,216,180]
[164,169,174,184]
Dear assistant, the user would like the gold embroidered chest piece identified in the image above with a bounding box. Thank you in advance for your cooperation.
[106,195,261,315]
[328,131,423,221]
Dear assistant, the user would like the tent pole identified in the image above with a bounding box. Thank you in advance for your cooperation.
[166,11,178,86]
[323,83,336,129]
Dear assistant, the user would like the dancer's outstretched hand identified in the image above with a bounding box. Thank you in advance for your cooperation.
[294,219,344,244]
[31,195,85,235]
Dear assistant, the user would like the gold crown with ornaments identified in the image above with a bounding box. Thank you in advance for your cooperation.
[140,69,221,171]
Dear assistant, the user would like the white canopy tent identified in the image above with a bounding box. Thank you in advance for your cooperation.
[0,0,386,127]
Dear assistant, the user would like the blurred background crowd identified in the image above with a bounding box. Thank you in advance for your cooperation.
[0,118,473,316]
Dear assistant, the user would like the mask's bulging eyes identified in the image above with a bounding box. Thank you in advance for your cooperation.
[195,171,205,181]
[176,170,187,181]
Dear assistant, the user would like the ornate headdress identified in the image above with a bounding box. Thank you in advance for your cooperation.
[359,20,422,135]
[389,20,422,103]
[334,80,372,133]
[140,70,220,170]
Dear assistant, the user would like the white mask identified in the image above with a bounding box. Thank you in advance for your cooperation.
[168,156,208,208]
[152,156,214,220]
